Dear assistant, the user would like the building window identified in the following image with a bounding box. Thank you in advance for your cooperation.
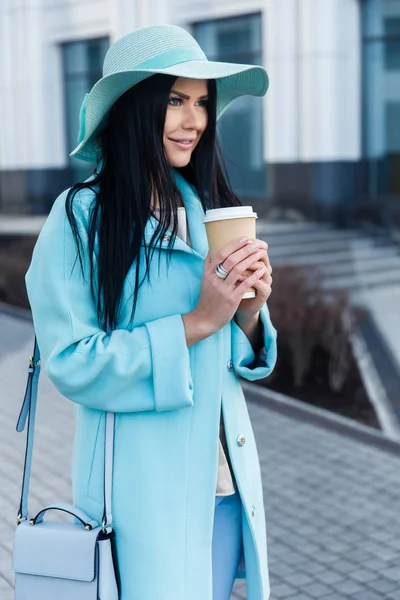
[62,37,109,181]
[363,0,400,198]
[193,14,266,199]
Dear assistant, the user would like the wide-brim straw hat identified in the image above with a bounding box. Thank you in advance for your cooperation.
[70,24,269,163]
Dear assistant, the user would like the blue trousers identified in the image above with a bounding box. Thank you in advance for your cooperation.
[212,492,243,600]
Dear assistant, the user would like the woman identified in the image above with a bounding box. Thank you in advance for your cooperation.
[25,24,277,600]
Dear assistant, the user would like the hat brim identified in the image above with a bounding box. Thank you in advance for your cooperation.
[70,59,269,162]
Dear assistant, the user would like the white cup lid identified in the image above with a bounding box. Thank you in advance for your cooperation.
[203,206,258,223]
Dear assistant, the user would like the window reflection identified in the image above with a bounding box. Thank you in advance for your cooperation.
[62,38,109,183]
[193,14,266,199]
[363,0,400,198]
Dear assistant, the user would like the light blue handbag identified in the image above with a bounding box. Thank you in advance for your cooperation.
[12,337,120,599]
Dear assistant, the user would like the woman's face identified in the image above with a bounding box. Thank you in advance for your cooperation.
[163,77,209,168]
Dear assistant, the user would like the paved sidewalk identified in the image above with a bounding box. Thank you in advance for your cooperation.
[1,311,400,599]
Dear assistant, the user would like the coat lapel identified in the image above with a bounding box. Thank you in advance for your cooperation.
[142,170,209,260]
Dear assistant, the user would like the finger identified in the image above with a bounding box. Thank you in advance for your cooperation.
[212,237,268,270]
[257,249,271,272]
[242,253,272,275]
[240,260,269,274]
[250,279,268,295]
[212,237,254,269]
[252,270,273,293]
[220,241,268,272]
[247,257,267,270]
[257,266,272,282]
[253,272,272,288]
[251,279,272,302]
[238,270,272,287]
[251,238,268,250]
[264,251,272,273]
[241,254,268,270]
[235,265,267,295]
[225,251,267,287]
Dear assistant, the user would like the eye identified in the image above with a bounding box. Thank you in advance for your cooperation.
[196,99,209,108]
[168,97,182,106]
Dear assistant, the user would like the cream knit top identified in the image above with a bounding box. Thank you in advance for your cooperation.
[153,206,237,496]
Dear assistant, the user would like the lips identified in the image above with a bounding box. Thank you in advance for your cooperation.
[168,137,196,150]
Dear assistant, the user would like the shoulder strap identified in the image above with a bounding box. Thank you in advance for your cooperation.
[16,336,114,531]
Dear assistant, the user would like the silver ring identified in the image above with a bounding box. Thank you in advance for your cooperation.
[215,263,229,279]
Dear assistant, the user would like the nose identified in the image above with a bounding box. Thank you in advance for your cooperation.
[182,104,207,132]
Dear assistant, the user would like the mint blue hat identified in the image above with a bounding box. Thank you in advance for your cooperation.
[70,24,269,163]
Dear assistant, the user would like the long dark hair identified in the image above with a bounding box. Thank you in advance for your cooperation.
[66,74,241,332]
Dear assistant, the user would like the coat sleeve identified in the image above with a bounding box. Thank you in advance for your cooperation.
[25,189,194,414]
[231,302,277,381]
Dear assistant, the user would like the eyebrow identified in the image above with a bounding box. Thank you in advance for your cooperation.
[170,89,209,100]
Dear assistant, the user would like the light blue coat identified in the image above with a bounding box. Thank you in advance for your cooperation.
[25,170,277,600]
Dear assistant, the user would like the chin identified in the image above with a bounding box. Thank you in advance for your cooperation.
[168,154,192,168]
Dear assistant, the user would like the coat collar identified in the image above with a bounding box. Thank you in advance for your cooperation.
[142,169,209,260]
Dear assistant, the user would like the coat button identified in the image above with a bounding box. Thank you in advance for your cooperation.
[227,359,234,372]
[236,434,246,447]
[163,234,171,242]
[252,504,255,517]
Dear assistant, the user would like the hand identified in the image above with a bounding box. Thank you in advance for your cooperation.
[192,237,268,335]
[235,239,272,318]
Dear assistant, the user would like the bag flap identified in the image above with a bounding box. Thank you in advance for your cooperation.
[13,520,101,581]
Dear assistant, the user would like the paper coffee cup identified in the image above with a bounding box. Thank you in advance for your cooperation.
[203,206,258,299]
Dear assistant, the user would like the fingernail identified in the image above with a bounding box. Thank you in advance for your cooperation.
[239,237,248,243]
[251,241,262,248]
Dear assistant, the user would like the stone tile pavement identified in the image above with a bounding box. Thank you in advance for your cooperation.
[1,310,400,599]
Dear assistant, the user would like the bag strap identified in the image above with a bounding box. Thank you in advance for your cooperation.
[16,336,115,532]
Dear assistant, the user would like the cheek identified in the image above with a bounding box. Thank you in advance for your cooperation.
[194,114,208,145]
[163,109,178,138]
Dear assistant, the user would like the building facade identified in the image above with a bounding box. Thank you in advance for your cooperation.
[0,0,399,225]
